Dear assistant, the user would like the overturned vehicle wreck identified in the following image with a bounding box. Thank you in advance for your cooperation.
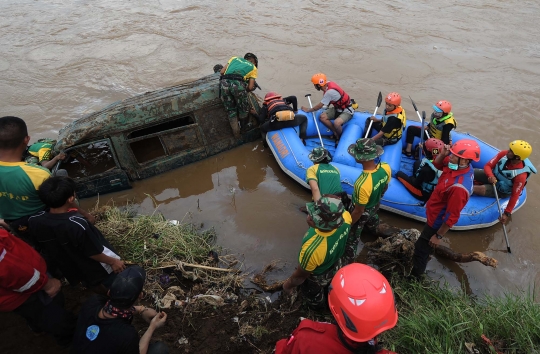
[52,74,261,198]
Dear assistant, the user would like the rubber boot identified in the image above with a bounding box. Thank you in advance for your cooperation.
[239,117,250,132]
[229,117,241,139]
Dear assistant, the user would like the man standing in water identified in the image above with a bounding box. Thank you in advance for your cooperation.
[282,196,352,310]
[219,53,258,138]
[346,138,390,263]
[411,139,480,277]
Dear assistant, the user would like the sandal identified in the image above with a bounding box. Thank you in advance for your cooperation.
[402,149,412,157]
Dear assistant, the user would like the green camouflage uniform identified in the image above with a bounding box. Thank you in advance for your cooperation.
[300,196,351,310]
[220,57,257,130]
[220,79,250,121]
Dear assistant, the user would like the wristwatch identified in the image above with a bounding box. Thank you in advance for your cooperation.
[504,211,511,217]
[436,233,443,240]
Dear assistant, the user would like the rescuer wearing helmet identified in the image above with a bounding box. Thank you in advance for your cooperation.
[411,139,480,277]
[396,138,444,201]
[473,140,536,224]
[282,196,352,310]
[364,92,407,146]
[258,92,308,143]
[404,100,456,157]
[219,53,259,138]
[301,73,354,141]
[276,263,398,354]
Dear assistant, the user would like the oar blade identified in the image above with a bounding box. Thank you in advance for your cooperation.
[376,91,383,107]
[409,96,419,112]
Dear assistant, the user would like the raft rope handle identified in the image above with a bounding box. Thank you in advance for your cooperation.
[280,130,307,170]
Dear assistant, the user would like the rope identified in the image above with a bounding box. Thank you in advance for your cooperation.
[280,131,307,170]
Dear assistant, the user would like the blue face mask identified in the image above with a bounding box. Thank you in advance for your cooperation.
[448,162,459,170]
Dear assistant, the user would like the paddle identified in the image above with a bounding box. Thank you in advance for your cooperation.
[409,96,431,139]
[305,94,324,148]
[418,110,426,160]
[364,91,383,138]
[493,185,512,253]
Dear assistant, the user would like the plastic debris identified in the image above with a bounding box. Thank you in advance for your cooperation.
[193,294,224,306]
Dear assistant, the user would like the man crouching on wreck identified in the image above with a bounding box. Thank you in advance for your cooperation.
[219,53,258,138]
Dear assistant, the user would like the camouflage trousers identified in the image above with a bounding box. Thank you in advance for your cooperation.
[301,203,381,310]
[301,258,345,310]
[343,203,381,265]
[220,79,249,121]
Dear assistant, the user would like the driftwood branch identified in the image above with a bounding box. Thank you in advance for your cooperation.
[365,223,498,272]
[150,261,239,273]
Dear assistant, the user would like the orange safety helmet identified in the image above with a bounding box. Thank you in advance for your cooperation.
[263,91,282,103]
[450,139,481,162]
[311,73,327,87]
[385,92,401,106]
[424,138,444,158]
[433,100,452,114]
[328,263,398,343]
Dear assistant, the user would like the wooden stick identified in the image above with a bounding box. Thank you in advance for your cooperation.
[150,261,239,273]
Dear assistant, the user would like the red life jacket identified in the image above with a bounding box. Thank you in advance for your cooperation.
[326,82,351,111]
[266,98,293,118]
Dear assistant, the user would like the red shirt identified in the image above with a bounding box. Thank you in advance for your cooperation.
[426,157,474,229]
[484,150,527,214]
[0,229,49,311]
[275,319,396,354]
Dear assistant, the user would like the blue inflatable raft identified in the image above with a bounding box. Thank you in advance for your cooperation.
[266,110,527,230]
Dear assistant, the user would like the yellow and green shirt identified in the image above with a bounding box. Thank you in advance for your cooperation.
[225,57,258,81]
[352,163,391,208]
[0,161,50,220]
[306,163,343,196]
[27,141,54,162]
[298,211,352,275]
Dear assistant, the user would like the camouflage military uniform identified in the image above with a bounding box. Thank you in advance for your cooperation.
[220,79,250,121]
[342,203,380,265]
[298,196,352,310]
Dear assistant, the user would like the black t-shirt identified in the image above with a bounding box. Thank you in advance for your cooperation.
[28,210,118,286]
[71,295,139,354]
[381,116,403,134]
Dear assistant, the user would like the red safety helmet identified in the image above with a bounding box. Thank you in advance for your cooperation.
[433,100,452,114]
[450,139,481,162]
[424,138,444,158]
[311,73,327,86]
[328,263,398,343]
[385,92,401,106]
[264,91,282,103]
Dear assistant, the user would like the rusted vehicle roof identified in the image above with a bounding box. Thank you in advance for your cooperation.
[52,74,262,198]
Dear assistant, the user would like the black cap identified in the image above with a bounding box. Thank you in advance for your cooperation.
[109,266,146,309]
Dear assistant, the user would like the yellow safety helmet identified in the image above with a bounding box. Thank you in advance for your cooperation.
[509,140,532,160]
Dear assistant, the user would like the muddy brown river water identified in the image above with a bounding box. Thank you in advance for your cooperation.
[1,0,539,297]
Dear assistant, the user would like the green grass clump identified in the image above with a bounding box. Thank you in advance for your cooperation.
[95,206,217,267]
[381,278,540,353]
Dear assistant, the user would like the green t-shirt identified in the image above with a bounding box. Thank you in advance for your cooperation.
[298,212,352,275]
[352,162,391,208]
[306,163,343,196]
[224,57,258,81]
[0,161,50,220]
[27,141,54,162]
